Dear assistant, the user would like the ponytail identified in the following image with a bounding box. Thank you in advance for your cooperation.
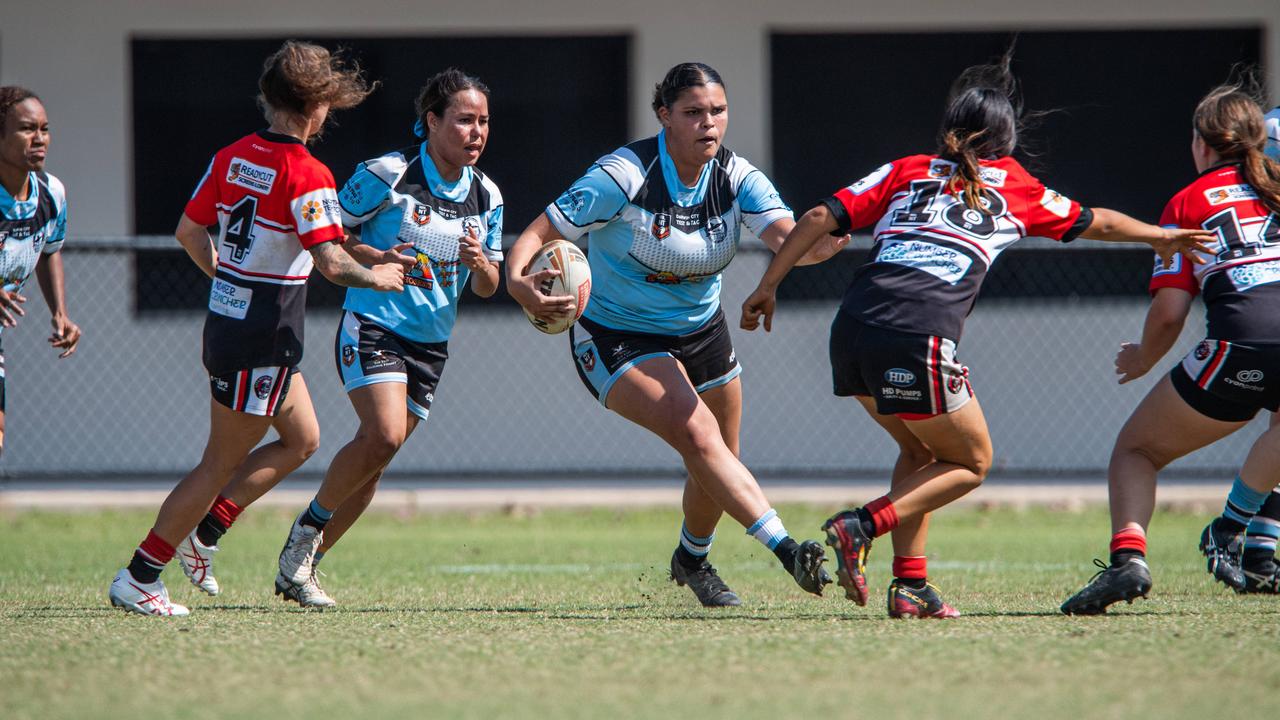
[1194,84,1280,215]
[940,128,992,214]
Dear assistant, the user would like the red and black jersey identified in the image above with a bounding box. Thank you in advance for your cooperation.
[822,155,1092,341]
[185,130,345,373]
[1149,164,1280,345]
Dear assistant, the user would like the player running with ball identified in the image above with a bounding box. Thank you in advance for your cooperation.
[508,63,845,606]
[742,52,1213,618]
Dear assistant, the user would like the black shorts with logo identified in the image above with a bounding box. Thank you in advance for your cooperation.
[334,311,448,421]
[829,309,973,419]
[570,308,741,407]
[209,366,297,417]
[1170,338,1280,422]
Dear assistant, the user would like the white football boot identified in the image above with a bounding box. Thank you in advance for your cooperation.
[278,513,324,585]
[274,569,336,608]
[109,569,190,617]
[176,531,220,596]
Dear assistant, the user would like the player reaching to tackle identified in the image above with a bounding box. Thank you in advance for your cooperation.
[507,63,846,606]
[108,41,407,616]
[273,69,503,606]
[741,52,1213,618]
[0,87,81,456]
[1062,83,1280,613]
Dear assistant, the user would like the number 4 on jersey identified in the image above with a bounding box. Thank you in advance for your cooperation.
[223,196,259,264]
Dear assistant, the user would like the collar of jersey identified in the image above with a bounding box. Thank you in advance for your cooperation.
[657,130,712,207]
[0,172,37,220]
[256,129,305,146]
[418,141,472,203]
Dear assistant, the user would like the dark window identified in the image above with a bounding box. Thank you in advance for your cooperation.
[131,35,630,312]
[770,28,1262,300]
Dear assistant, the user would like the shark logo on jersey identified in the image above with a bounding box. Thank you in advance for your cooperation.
[706,216,727,244]
[651,213,671,240]
[227,158,277,194]
[462,216,482,239]
[412,204,432,225]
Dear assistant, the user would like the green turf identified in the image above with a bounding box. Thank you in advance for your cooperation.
[2,504,1278,719]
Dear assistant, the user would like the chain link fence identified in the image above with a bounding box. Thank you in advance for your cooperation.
[0,236,1265,480]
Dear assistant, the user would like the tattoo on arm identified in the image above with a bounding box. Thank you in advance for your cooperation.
[312,242,375,288]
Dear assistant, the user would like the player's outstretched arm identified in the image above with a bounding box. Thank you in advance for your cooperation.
[34,250,81,358]
[175,213,217,279]
[1115,287,1193,384]
[1082,208,1215,269]
[505,214,575,322]
[757,216,850,267]
[741,204,840,332]
[310,240,404,292]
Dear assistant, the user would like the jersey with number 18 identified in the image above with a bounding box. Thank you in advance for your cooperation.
[184,130,346,374]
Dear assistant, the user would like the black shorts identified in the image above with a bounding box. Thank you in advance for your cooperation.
[0,338,7,413]
[1170,338,1280,422]
[829,310,973,419]
[209,366,296,417]
[335,311,448,421]
[569,309,741,407]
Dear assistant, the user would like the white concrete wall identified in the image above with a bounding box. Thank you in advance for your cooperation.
[2,0,1277,235]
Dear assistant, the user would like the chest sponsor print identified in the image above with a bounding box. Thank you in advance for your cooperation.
[629,207,738,282]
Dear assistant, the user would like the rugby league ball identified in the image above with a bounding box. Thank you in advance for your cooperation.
[524,240,591,334]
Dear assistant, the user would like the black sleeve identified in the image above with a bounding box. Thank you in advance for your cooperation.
[1059,206,1095,244]
[820,196,853,236]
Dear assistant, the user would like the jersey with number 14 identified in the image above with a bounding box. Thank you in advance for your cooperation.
[824,155,1092,341]
[1150,163,1280,344]
[185,131,345,374]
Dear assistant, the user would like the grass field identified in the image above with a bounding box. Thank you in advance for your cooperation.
[2,504,1279,720]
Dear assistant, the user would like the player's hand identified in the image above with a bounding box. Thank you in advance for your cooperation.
[49,314,81,359]
[458,231,491,272]
[509,268,575,323]
[1115,342,1150,384]
[1152,228,1215,268]
[0,288,27,328]
[369,262,407,293]
[382,242,418,272]
[799,234,851,265]
[741,284,777,332]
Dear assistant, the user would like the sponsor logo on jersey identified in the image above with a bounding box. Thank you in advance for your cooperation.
[612,344,630,360]
[411,204,432,225]
[558,188,587,215]
[706,216,727,244]
[294,191,341,231]
[1228,259,1280,292]
[212,377,230,392]
[651,213,671,240]
[881,387,923,400]
[928,161,953,179]
[885,368,916,387]
[1204,184,1259,206]
[405,251,435,290]
[579,348,596,372]
[301,201,324,222]
[227,158,277,194]
[253,376,273,400]
[1040,188,1072,219]
[926,161,1006,187]
[848,163,893,195]
[1237,370,1264,383]
[876,239,972,286]
[947,374,965,394]
[1194,341,1213,361]
[342,345,356,367]
[208,278,252,320]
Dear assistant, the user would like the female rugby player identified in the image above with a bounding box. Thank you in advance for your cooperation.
[108,41,407,616]
[273,69,504,606]
[507,63,845,607]
[1061,85,1280,613]
[741,55,1213,618]
[0,87,81,456]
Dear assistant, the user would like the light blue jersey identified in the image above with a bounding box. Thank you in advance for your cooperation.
[337,143,503,343]
[0,171,66,339]
[1265,107,1279,161]
[545,132,790,335]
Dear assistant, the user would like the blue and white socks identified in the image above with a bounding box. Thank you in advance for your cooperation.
[746,508,801,572]
[1244,490,1280,560]
[673,522,715,570]
[299,497,334,531]
[1220,476,1269,533]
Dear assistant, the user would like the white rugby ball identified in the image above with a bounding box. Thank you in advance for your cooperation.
[523,240,591,334]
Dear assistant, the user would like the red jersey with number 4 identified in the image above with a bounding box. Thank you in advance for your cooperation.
[185,130,345,373]
[1149,163,1280,345]
[822,154,1092,341]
